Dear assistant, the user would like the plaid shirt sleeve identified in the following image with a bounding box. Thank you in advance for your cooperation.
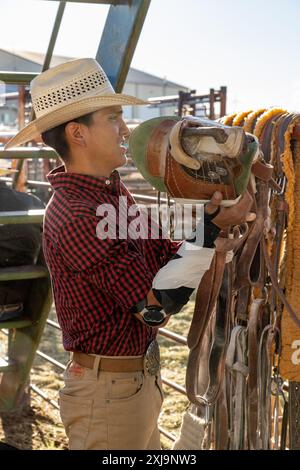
[58,216,153,311]
[143,237,181,270]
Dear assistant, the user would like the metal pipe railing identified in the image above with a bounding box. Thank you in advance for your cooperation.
[35,350,66,370]
[30,384,60,410]
[158,426,176,442]
[162,378,186,395]
[159,328,187,346]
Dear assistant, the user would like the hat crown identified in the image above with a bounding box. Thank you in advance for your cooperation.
[31,58,115,117]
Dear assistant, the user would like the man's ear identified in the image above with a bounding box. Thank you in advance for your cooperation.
[65,121,87,148]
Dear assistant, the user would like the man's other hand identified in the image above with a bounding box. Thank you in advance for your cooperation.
[205,190,256,230]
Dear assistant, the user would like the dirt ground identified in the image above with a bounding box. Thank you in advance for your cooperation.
[0,301,193,450]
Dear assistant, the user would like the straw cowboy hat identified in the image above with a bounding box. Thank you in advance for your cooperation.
[5,58,147,150]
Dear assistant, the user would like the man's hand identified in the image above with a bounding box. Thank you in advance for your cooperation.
[205,190,256,230]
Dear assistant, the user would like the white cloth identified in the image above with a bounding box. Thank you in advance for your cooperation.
[152,242,215,290]
[172,408,206,450]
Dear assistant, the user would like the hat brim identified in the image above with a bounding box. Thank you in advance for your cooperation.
[5,93,147,149]
[129,116,180,192]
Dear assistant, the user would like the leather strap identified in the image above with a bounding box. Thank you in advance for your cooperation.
[257,325,277,449]
[251,160,274,182]
[247,298,265,449]
[226,325,248,449]
[72,351,144,373]
[235,181,268,289]
[186,251,227,407]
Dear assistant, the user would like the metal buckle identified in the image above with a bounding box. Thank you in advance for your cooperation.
[0,303,23,314]
[144,340,160,376]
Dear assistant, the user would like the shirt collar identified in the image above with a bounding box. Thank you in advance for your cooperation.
[47,165,122,195]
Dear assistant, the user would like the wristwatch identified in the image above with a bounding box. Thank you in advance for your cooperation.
[140,305,168,327]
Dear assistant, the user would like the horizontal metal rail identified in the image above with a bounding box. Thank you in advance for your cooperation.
[0,194,173,226]
[159,328,187,346]
[0,148,57,159]
[35,350,66,370]
[46,319,61,330]
[30,384,60,410]
[149,90,224,108]
[158,426,176,442]
[8,189,170,204]
[0,210,44,225]
[0,72,37,85]
[27,180,52,187]
[162,377,186,395]
[0,178,172,203]
[1,177,50,187]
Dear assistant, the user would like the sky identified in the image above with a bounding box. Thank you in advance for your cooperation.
[1,0,300,113]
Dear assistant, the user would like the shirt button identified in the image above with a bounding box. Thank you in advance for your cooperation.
[105,179,111,186]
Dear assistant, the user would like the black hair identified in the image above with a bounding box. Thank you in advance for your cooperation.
[41,112,94,161]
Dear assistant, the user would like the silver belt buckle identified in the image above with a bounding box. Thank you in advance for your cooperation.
[144,340,160,376]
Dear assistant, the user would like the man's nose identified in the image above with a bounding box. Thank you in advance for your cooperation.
[121,120,130,140]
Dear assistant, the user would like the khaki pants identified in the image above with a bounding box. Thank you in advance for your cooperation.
[59,356,164,450]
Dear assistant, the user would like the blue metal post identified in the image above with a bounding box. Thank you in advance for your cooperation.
[96,0,151,92]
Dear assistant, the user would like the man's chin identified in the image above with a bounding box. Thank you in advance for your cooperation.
[117,154,127,168]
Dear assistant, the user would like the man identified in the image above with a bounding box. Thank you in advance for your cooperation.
[5,58,253,449]
[0,162,44,322]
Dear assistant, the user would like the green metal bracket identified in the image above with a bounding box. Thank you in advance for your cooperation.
[0,72,36,85]
[0,148,57,159]
[42,1,66,73]
[0,358,18,373]
[0,319,33,331]
[0,210,45,225]
[0,266,48,282]
[0,253,52,411]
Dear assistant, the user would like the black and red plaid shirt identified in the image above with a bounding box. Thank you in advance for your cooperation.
[43,165,179,356]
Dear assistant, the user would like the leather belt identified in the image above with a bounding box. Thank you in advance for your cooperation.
[72,340,160,375]
[72,351,144,373]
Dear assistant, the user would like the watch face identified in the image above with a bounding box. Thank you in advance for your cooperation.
[142,308,166,326]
